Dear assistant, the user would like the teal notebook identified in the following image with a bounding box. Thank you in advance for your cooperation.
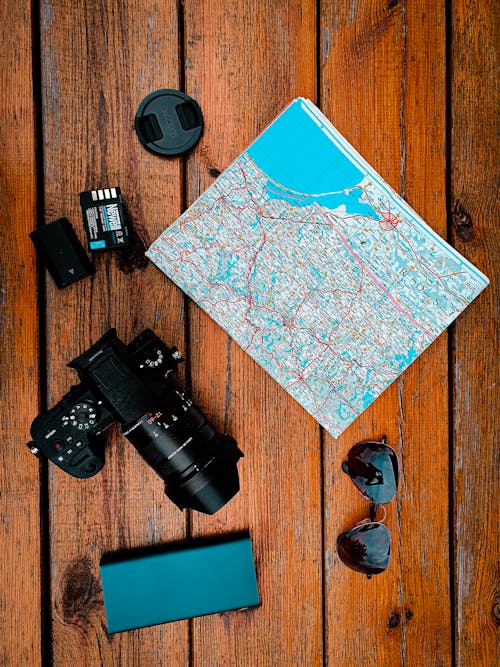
[100,537,260,633]
[147,98,489,437]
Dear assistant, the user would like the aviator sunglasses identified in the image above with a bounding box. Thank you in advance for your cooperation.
[336,436,399,578]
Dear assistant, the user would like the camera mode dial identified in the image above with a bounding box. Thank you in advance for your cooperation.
[62,401,99,430]
[143,347,164,369]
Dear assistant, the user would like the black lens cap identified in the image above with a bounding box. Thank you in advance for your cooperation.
[135,89,203,156]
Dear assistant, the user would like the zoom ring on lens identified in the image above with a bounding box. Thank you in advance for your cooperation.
[124,403,215,477]
[123,393,243,515]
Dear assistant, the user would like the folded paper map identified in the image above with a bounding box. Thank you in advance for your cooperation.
[147,98,488,438]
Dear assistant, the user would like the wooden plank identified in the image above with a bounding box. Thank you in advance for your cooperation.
[0,0,42,665]
[40,1,189,663]
[183,1,323,664]
[320,1,452,664]
[450,1,499,664]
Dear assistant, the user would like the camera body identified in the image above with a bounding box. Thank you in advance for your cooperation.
[27,329,243,514]
[28,330,180,478]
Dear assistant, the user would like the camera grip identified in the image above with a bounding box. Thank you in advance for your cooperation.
[26,386,111,478]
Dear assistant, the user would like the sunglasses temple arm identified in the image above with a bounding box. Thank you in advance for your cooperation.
[369,501,378,522]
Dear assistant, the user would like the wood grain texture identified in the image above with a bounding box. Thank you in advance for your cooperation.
[40,0,188,663]
[321,1,452,664]
[1,0,497,664]
[0,1,42,665]
[183,1,323,665]
[451,1,499,664]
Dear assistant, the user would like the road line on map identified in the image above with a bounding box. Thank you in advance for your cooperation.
[321,210,434,340]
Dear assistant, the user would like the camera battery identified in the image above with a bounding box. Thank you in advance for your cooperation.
[30,218,94,288]
[80,187,129,251]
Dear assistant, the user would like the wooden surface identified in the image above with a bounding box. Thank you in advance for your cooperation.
[0,1,42,665]
[451,1,499,664]
[0,0,497,665]
[40,1,188,664]
[184,3,322,665]
[321,2,452,664]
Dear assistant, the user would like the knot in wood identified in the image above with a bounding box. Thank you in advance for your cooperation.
[451,200,474,241]
[493,593,500,626]
[387,610,401,628]
[115,224,149,274]
[61,556,102,624]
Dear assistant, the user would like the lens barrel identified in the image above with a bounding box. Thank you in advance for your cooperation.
[123,387,243,514]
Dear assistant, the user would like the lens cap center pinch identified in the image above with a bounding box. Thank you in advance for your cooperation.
[135,89,203,156]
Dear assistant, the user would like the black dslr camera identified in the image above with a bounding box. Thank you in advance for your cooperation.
[27,329,243,514]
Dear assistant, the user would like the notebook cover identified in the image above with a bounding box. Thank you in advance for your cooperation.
[146,98,489,438]
[100,537,260,633]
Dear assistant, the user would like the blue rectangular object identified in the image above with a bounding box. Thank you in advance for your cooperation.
[100,536,260,633]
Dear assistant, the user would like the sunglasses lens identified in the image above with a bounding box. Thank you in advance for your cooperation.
[342,441,398,504]
[337,523,391,575]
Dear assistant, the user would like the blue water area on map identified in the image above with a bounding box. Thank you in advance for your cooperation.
[394,347,418,369]
[247,99,377,218]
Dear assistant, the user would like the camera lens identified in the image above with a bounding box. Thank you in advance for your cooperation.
[123,387,243,514]
[68,328,243,514]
